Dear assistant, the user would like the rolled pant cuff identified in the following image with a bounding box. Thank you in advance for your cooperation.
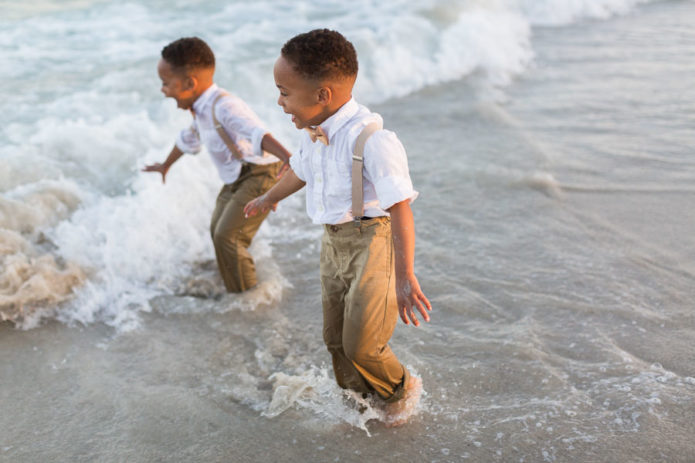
[383,367,410,403]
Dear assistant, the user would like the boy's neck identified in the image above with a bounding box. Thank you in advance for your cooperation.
[315,94,352,126]
[192,81,214,104]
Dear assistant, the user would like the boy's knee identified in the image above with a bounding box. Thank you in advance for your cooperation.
[212,228,241,248]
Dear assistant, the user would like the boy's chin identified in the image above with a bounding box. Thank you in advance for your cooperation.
[291,116,305,129]
[175,98,193,110]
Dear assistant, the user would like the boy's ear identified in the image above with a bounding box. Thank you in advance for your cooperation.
[184,75,197,91]
[317,87,332,106]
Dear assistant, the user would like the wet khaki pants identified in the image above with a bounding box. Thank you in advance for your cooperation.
[320,217,409,402]
[210,162,280,293]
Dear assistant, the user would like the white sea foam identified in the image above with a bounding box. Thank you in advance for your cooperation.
[262,366,423,435]
[351,1,534,103]
[515,0,657,26]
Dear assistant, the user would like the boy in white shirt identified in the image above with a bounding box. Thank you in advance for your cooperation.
[244,29,431,426]
[144,37,292,293]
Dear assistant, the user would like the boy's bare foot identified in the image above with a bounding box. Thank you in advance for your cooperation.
[384,376,422,427]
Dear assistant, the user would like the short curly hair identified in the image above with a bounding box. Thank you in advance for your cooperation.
[281,29,358,81]
[161,37,215,73]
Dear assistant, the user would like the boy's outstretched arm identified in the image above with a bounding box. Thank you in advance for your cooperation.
[261,134,292,178]
[244,168,305,217]
[389,200,432,326]
[142,146,184,184]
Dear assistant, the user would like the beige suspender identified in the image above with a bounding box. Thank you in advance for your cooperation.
[352,121,383,225]
[211,92,244,160]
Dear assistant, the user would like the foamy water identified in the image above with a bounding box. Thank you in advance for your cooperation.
[2,0,695,461]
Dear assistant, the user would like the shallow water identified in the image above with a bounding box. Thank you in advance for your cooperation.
[2,0,695,462]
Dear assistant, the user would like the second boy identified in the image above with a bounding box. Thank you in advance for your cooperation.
[144,37,292,293]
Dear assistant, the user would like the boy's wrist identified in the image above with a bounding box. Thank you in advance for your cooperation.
[261,192,273,208]
[395,268,415,280]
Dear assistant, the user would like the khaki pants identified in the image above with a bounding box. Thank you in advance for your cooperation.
[320,217,409,402]
[210,162,280,293]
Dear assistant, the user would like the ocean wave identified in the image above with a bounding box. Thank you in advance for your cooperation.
[0,0,659,329]
[515,0,658,26]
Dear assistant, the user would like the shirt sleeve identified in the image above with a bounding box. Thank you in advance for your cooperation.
[175,123,202,154]
[216,96,269,157]
[363,129,419,210]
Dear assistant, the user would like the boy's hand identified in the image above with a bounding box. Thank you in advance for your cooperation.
[142,163,169,184]
[396,273,431,327]
[244,193,276,218]
[245,168,305,218]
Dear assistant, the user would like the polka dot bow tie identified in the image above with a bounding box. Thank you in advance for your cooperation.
[305,126,329,146]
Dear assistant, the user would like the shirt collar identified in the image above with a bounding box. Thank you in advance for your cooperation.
[315,98,358,143]
[192,83,219,115]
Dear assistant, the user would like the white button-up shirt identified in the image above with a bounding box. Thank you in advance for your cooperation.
[289,98,418,225]
[176,84,278,184]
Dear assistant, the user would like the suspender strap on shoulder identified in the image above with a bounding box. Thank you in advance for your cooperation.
[352,121,383,226]
[211,93,244,160]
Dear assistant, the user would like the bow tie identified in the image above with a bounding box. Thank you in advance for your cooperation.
[305,126,329,146]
